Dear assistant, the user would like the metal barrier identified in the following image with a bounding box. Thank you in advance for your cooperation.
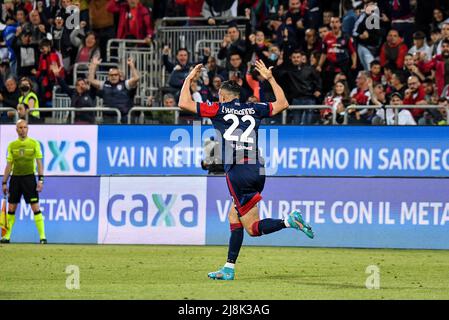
[157,17,246,62]
[344,105,449,125]
[194,39,224,65]
[387,105,449,125]
[283,105,338,125]
[0,107,19,122]
[128,106,180,124]
[51,85,72,122]
[106,39,162,101]
[26,107,122,124]
[73,62,118,85]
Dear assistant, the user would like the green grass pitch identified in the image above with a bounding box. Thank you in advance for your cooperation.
[1,244,449,300]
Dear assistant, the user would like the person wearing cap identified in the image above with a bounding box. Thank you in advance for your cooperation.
[408,31,432,62]
[374,91,416,125]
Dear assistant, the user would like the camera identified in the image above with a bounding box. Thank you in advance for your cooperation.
[201,137,224,174]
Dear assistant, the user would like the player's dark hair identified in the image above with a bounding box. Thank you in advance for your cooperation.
[221,80,241,97]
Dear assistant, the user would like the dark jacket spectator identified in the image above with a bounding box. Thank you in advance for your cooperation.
[0,77,21,122]
[11,30,40,78]
[380,29,409,69]
[52,65,97,123]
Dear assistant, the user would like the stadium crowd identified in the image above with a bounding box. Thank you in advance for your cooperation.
[0,0,449,125]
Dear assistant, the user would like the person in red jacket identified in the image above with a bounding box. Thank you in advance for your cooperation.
[33,39,65,107]
[107,0,153,44]
[403,75,426,120]
[379,29,408,69]
[175,0,204,18]
[418,39,449,97]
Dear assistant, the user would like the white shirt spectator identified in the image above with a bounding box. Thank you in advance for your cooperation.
[408,43,432,62]
[376,108,417,125]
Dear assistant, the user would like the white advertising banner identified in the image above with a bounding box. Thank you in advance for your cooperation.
[0,125,98,175]
[98,176,207,244]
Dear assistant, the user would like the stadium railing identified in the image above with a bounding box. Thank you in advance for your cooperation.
[343,105,449,125]
[387,105,449,125]
[284,105,338,125]
[73,62,119,85]
[157,17,246,63]
[106,39,162,103]
[128,106,180,124]
[26,107,122,124]
[194,39,224,64]
[0,107,19,122]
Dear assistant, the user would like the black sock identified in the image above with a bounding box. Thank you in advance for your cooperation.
[258,219,286,235]
[227,228,244,264]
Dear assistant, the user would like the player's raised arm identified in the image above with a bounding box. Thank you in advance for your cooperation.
[254,60,289,115]
[178,64,203,114]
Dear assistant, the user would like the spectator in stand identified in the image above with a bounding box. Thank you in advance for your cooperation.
[175,0,205,20]
[369,60,382,83]
[352,1,383,71]
[220,52,247,81]
[386,69,407,99]
[430,8,446,32]
[348,70,372,124]
[318,24,330,42]
[423,78,436,103]
[246,30,270,65]
[26,9,48,45]
[342,0,361,37]
[218,23,247,66]
[317,16,357,95]
[144,93,177,124]
[429,27,442,57]
[384,0,415,48]
[17,76,41,123]
[208,75,223,102]
[302,28,321,59]
[12,28,40,78]
[107,0,153,45]
[0,77,21,123]
[402,53,425,81]
[50,15,73,72]
[379,92,417,125]
[274,49,322,124]
[380,29,408,70]
[408,31,432,62]
[433,22,449,55]
[34,39,65,108]
[162,46,196,96]
[204,55,225,82]
[70,27,101,66]
[322,80,350,125]
[88,56,140,122]
[51,64,96,124]
[418,38,449,97]
[202,0,238,26]
[403,75,426,122]
[89,0,115,60]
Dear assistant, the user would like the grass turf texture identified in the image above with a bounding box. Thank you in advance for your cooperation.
[1,244,448,300]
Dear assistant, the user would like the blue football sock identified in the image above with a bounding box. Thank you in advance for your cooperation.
[258,219,286,235]
[227,227,244,264]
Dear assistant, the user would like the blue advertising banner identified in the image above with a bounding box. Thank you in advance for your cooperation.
[1,176,100,243]
[205,176,449,249]
[97,126,449,177]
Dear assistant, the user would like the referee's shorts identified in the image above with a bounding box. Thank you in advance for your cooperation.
[8,175,39,204]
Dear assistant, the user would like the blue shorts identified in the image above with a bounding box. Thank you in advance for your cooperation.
[225,162,265,217]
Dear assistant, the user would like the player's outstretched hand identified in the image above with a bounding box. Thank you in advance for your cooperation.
[255,60,273,81]
[187,64,203,80]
